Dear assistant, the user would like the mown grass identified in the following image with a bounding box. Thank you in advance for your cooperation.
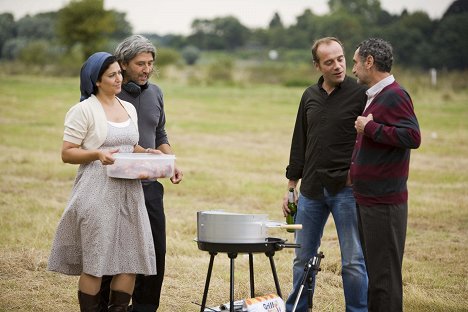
[0,73,467,311]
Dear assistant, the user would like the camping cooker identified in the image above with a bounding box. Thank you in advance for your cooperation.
[195,211,301,312]
[196,210,301,244]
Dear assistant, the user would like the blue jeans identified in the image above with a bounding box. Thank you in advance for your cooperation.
[285,187,368,312]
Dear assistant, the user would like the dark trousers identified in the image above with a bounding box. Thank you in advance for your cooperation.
[357,203,407,312]
[100,181,166,312]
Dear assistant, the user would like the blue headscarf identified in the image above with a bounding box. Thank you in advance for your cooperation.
[79,52,113,101]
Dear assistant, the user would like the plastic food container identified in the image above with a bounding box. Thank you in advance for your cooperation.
[106,153,175,179]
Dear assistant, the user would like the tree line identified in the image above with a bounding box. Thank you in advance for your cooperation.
[0,0,467,71]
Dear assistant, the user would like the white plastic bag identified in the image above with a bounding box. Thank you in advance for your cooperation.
[242,294,285,312]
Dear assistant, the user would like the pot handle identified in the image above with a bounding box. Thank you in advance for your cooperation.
[279,224,302,230]
[265,221,303,231]
[276,243,301,249]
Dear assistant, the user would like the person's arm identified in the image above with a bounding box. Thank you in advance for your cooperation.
[282,92,308,217]
[156,143,172,154]
[151,88,183,183]
[286,92,308,180]
[155,143,183,184]
[155,89,170,148]
[133,144,163,154]
[356,92,421,149]
[61,141,118,165]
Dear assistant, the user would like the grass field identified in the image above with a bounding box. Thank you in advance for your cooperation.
[0,73,467,311]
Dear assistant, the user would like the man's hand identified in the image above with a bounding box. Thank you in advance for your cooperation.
[170,166,183,184]
[355,113,373,134]
[282,185,297,217]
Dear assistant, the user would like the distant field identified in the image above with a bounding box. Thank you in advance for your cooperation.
[0,73,466,311]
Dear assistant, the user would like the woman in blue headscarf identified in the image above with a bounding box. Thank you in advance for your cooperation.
[48,52,158,311]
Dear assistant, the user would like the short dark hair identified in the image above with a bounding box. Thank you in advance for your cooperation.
[357,38,393,73]
[311,37,344,64]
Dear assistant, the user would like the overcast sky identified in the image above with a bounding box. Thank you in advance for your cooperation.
[0,0,454,35]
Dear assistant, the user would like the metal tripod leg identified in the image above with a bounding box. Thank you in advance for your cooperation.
[228,253,238,312]
[291,264,313,312]
[266,251,282,298]
[200,252,217,312]
[291,252,324,312]
[248,253,255,298]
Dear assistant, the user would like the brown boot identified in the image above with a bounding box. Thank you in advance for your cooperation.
[108,290,132,312]
[78,290,100,312]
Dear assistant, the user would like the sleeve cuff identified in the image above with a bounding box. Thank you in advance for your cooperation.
[364,120,379,137]
[63,134,82,145]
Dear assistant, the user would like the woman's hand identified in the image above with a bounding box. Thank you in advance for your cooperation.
[98,148,119,165]
[62,141,118,165]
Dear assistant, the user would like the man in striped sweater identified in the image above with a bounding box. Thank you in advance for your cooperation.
[350,38,421,312]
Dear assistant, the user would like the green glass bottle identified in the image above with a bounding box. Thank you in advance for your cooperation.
[286,187,297,233]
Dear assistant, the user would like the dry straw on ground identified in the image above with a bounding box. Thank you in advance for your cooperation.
[0,74,467,311]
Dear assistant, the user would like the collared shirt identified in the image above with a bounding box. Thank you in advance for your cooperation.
[365,75,395,111]
[286,76,367,199]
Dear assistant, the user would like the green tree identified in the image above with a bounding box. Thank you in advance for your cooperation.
[16,13,57,40]
[432,13,468,69]
[375,11,434,68]
[267,12,286,48]
[316,11,365,57]
[56,0,116,58]
[269,12,284,29]
[188,19,224,49]
[328,0,382,24]
[108,10,132,40]
[248,28,270,48]
[1,38,27,60]
[284,9,320,49]
[0,13,16,58]
[375,10,398,27]
[188,16,249,50]
[158,34,188,49]
[214,16,250,50]
[443,0,468,17]
[399,11,434,37]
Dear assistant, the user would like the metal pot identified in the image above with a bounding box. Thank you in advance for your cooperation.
[197,210,301,244]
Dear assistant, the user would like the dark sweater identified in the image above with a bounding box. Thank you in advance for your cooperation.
[118,83,169,149]
[350,81,421,206]
[286,76,367,199]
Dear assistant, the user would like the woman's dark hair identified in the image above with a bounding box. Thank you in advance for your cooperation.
[97,55,118,82]
[93,55,118,95]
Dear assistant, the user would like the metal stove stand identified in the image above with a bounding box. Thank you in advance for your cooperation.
[196,237,299,312]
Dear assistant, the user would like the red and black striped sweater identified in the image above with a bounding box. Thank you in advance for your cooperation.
[350,81,421,206]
